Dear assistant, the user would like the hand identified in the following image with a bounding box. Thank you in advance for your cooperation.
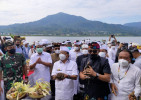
[63,74,68,78]
[56,73,65,81]
[111,83,118,96]
[85,66,96,77]
[36,58,42,64]
[31,48,34,53]
[0,86,3,96]
[118,43,123,49]
[128,91,136,100]
[82,72,90,79]
[24,78,28,84]
[0,52,3,56]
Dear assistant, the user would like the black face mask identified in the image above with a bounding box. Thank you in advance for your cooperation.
[46,50,51,53]
[16,44,20,47]
[8,49,16,54]
[90,54,98,60]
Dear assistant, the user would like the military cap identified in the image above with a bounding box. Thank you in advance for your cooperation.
[5,40,14,47]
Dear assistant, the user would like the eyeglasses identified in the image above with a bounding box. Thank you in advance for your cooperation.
[88,50,98,53]
[54,47,60,50]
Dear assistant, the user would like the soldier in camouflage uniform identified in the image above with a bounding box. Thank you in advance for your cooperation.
[0,40,28,96]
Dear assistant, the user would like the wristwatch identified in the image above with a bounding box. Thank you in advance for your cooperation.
[96,73,99,78]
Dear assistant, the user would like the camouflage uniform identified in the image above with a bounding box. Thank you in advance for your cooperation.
[0,52,26,93]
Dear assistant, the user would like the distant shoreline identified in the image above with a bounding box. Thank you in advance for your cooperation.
[1,35,141,37]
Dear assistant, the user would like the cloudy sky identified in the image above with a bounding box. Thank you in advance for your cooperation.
[0,0,141,25]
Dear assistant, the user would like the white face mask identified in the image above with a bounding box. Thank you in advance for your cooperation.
[55,50,60,54]
[99,52,106,58]
[108,44,111,47]
[59,54,66,61]
[111,46,115,50]
[82,50,88,55]
[118,59,129,67]
[43,46,46,50]
[74,47,79,51]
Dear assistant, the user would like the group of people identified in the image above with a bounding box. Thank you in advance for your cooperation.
[0,35,141,100]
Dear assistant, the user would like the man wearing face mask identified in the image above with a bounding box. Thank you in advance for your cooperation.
[69,40,82,98]
[29,41,52,85]
[108,42,117,63]
[0,40,28,97]
[99,49,114,68]
[110,49,141,100]
[23,41,30,59]
[69,40,82,62]
[76,44,89,99]
[77,44,89,72]
[15,39,26,55]
[52,47,78,100]
[51,43,61,72]
[80,42,111,100]
[50,43,61,99]
[41,39,48,52]
[130,47,141,69]
[65,40,72,51]
[46,45,53,54]
[107,41,112,51]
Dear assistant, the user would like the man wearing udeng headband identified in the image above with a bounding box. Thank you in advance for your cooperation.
[80,42,111,100]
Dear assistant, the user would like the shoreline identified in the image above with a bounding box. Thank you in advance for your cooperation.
[2,35,141,37]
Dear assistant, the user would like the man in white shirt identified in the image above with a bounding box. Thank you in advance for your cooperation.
[29,41,52,85]
[130,47,141,69]
[99,49,114,68]
[69,40,82,61]
[108,42,117,63]
[110,49,141,100]
[69,40,82,98]
[23,41,30,59]
[52,47,78,100]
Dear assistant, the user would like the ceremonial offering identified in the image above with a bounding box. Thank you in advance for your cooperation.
[6,81,30,100]
[28,80,51,99]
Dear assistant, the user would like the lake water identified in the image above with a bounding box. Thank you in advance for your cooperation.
[25,36,141,44]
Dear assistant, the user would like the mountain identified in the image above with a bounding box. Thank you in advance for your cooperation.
[0,12,141,36]
[124,22,141,28]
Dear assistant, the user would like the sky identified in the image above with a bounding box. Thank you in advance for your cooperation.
[0,0,141,25]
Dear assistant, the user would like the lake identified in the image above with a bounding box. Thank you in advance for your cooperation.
[25,36,141,44]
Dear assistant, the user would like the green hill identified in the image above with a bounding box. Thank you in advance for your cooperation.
[0,12,141,36]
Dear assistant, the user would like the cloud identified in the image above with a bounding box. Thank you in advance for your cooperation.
[0,0,141,25]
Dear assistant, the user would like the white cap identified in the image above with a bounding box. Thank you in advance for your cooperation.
[35,41,39,46]
[65,40,71,44]
[74,40,81,45]
[41,39,48,44]
[132,42,140,46]
[60,46,69,52]
[23,41,29,45]
[22,40,26,43]
[46,44,52,48]
[35,41,43,46]
[107,41,111,44]
[39,41,43,45]
[62,41,66,45]
[82,44,88,49]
